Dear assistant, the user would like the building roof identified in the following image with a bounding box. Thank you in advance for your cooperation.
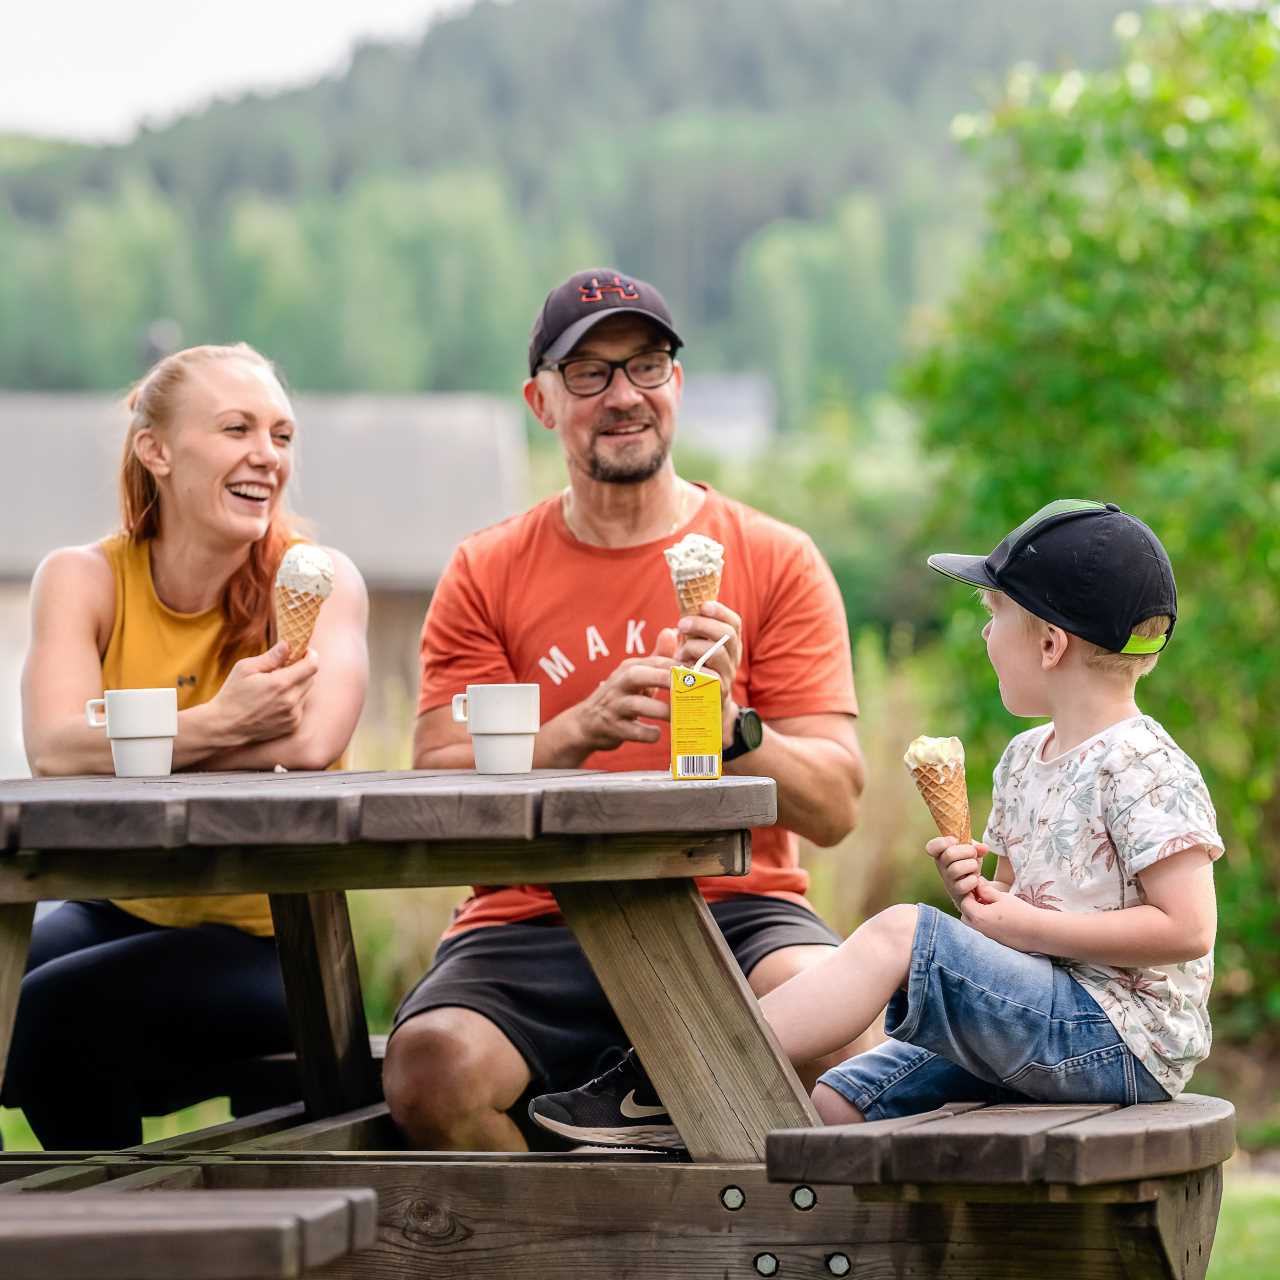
[0,393,530,589]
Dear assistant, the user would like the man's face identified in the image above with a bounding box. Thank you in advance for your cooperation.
[524,314,683,484]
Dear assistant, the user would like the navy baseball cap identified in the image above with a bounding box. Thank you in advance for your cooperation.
[528,269,682,376]
[928,499,1177,654]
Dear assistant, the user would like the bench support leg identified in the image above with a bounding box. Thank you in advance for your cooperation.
[0,902,34,1100]
[269,892,378,1120]
[554,873,817,1163]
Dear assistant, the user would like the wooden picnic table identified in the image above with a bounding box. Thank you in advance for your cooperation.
[0,768,815,1163]
[0,769,1232,1279]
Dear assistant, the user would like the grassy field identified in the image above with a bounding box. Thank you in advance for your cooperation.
[2,1105,1276,1276]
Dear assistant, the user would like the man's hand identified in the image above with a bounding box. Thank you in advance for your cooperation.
[960,879,1039,950]
[927,836,988,907]
[569,650,678,753]
[676,601,743,740]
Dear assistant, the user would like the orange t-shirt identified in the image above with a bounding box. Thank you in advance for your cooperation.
[419,485,858,937]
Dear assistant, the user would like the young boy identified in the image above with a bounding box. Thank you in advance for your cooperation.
[528,499,1222,1146]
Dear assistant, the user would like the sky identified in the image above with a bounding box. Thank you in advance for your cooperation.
[0,0,472,143]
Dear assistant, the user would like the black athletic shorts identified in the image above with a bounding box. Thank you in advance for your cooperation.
[391,894,841,1098]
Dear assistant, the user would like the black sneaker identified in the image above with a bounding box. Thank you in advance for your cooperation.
[528,1049,683,1149]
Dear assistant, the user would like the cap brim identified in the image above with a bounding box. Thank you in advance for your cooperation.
[927,553,1000,590]
[540,309,682,367]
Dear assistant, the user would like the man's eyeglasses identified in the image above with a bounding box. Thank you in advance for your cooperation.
[541,349,675,398]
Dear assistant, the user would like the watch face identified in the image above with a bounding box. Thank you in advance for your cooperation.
[741,708,764,751]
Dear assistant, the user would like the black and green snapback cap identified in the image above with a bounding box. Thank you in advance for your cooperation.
[927,499,1177,655]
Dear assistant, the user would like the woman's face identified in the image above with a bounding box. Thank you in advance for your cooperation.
[151,358,295,546]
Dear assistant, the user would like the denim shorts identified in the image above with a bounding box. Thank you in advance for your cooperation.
[818,903,1169,1121]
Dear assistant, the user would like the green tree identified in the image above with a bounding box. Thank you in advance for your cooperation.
[905,7,1280,1040]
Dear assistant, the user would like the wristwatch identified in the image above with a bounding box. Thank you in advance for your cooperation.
[723,706,764,762]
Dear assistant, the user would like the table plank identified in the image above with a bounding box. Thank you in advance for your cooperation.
[767,1102,990,1184]
[0,832,746,903]
[270,893,379,1120]
[0,771,777,847]
[0,1216,302,1280]
[541,772,776,834]
[1043,1094,1236,1185]
[888,1103,1119,1183]
[554,876,817,1162]
[0,1189,376,1267]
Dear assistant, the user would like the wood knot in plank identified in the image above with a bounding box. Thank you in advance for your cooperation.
[402,1197,472,1246]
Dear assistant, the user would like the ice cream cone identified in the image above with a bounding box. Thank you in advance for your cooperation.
[665,534,725,618]
[676,569,722,616]
[903,736,971,843]
[274,585,324,666]
[272,544,336,666]
[909,762,971,844]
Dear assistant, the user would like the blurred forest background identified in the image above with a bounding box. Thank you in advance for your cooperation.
[1,0,1276,1170]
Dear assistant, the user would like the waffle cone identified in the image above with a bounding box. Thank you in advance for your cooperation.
[910,762,971,844]
[675,570,721,616]
[274,585,324,666]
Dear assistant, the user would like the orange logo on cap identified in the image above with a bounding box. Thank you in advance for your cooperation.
[579,275,640,304]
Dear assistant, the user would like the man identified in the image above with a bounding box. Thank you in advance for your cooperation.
[384,269,866,1150]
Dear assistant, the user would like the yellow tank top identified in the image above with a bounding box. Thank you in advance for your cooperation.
[100,534,274,935]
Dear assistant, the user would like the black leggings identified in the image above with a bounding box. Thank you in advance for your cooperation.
[2,900,290,1150]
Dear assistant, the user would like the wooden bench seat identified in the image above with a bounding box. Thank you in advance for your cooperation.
[766,1093,1235,1280]
[146,1037,389,1121]
[0,1188,377,1280]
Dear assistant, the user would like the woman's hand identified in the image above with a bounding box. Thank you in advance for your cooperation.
[207,641,320,744]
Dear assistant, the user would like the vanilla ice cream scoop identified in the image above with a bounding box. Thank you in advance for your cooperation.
[903,735,965,770]
[904,735,970,843]
[275,544,335,599]
[274,545,335,665]
[663,533,725,583]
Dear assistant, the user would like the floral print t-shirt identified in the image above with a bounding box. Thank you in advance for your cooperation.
[982,715,1224,1096]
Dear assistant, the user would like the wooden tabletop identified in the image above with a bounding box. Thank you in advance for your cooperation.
[0,769,810,1161]
[0,769,777,849]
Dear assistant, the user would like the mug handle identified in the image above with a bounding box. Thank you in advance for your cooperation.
[85,698,107,729]
[451,693,469,725]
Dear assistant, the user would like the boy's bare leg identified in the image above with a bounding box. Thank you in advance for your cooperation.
[758,903,916,1067]
[813,1082,865,1124]
[748,944,884,1090]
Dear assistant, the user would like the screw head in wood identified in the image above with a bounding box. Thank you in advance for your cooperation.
[753,1253,779,1276]
[720,1185,746,1210]
[790,1185,816,1210]
[826,1253,851,1276]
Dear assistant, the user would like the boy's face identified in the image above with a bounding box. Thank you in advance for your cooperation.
[982,592,1051,717]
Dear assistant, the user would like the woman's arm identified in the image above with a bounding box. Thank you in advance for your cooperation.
[21,546,263,774]
[21,546,122,775]
[961,846,1217,967]
[200,549,369,771]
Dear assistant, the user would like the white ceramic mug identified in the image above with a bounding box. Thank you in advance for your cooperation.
[85,688,179,778]
[451,684,540,774]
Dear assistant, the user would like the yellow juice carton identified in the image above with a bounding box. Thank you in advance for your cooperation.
[670,665,722,780]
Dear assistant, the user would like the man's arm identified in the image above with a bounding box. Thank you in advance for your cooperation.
[725,711,864,847]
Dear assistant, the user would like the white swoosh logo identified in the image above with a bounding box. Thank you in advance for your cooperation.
[619,1090,667,1119]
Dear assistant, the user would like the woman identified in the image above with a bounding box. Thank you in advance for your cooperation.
[10,342,368,1148]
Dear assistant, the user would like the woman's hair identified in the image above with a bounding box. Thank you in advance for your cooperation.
[121,342,296,668]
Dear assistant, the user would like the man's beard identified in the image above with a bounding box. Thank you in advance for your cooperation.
[586,423,670,484]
